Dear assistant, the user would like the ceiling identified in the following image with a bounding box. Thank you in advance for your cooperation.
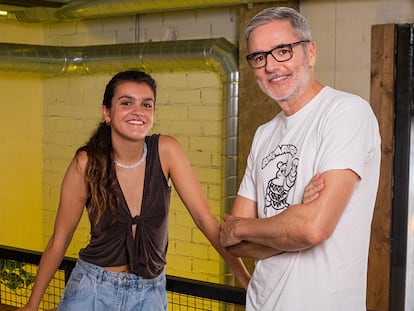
[0,0,69,11]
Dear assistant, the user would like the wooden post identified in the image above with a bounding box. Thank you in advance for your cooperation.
[367,24,395,311]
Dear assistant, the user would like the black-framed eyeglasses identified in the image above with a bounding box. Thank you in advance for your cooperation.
[246,40,310,69]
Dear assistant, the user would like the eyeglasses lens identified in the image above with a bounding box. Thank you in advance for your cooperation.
[247,40,309,69]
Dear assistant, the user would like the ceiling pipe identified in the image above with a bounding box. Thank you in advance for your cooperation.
[12,0,277,23]
[0,38,239,215]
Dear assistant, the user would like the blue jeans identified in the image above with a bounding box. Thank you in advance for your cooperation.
[57,258,167,311]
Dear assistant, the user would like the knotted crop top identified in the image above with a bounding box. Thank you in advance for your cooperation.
[79,134,171,278]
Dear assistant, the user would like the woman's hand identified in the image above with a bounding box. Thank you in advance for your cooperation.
[302,173,325,204]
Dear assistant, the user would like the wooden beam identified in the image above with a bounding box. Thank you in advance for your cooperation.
[367,23,395,311]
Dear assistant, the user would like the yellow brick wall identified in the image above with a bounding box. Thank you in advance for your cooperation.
[0,9,235,285]
[0,18,44,251]
[0,72,44,250]
[155,72,226,282]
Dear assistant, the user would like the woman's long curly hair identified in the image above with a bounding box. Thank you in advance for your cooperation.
[76,70,157,225]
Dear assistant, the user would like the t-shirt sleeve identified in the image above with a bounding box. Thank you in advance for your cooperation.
[237,130,261,202]
[315,96,380,179]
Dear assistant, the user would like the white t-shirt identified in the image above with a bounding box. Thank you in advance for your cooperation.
[238,86,381,311]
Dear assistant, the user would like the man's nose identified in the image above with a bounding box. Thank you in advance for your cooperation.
[265,53,281,71]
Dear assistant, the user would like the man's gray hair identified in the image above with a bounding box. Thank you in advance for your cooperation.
[245,7,312,44]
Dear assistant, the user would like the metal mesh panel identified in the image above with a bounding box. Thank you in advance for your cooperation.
[0,268,245,310]
[168,291,244,311]
[0,261,63,311]
[0,248,246,311]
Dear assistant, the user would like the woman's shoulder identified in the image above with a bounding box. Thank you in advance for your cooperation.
[157,135,184,159]
[72,149,89,173]
[147,133,176,145]
[157,134,180,147]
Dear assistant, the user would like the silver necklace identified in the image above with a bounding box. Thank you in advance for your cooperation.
[114,142,147,169]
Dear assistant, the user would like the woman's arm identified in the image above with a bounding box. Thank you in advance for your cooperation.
[18,153,89,311]
[159,135,251,289]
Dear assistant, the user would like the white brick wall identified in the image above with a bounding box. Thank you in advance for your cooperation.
[137,7,238,43]
[301,0,414,100]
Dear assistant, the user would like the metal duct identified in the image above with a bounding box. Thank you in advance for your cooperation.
[12,0,276,23]
[0,37,239,213]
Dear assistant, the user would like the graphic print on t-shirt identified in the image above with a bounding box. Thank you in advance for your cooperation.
[262,144,298,216]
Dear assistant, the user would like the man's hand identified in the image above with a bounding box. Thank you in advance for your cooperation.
[220,214,245,247]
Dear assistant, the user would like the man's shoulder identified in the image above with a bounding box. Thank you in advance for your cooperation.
[322,86,368,104]
[256,113,283,131]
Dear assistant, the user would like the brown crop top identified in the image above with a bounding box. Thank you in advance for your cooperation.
[79,134,171,278]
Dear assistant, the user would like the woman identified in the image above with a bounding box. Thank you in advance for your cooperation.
[18,70,250,311]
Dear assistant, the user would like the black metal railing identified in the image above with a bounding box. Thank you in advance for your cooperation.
[0,245,245,311]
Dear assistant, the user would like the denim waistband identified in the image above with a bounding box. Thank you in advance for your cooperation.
[76,258,164,289]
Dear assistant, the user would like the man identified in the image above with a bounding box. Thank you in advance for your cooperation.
[220,7,381,311]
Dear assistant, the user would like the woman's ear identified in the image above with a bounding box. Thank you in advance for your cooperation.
[102,105,111,125]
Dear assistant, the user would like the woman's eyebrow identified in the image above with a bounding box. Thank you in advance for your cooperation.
[116,95,155,102]
[117,95,135,100]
